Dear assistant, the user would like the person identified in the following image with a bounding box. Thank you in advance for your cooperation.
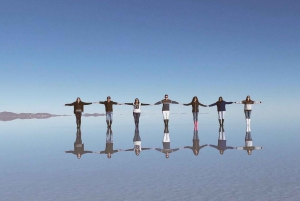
[183,96,207,129]
[65,128,93,159]
[154,94,180,127]
[125,127,151,156]
[184,128,208,156]
[235,95,262,126]
[208,126,235,155]
[124,98,151,128]
[236,125,263,155]
[94,96,121,128]
[154,126,183,158]
[94,128,124,159]
[208,96,233,126]
[64,97,92,128]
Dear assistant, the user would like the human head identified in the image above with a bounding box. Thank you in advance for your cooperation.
[193,149,199,156]
[134,98,139,104]
[107,153,112,159]
[165,94,168,99]
[246,95,251,101]
[107,96,111,102]
[219,150,224,155]
[76,97,81,102]
[247,150,252,155]
[165,153,169,158]
[218,96,223,101]
[135,149,140,156]
[193,96,198,102]
[77,153,81,159]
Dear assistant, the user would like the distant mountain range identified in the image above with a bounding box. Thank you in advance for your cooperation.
[0,112,105,121]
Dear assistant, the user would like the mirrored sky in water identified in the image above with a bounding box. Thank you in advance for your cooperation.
[0,116,299,201]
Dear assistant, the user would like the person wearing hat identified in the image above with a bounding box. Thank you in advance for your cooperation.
[94,96,121,128]
[208,96,233,126]
[64,97,93,128]
[154,94,180,127]
[124,98,151,128]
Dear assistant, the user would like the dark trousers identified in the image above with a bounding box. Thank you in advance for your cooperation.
[75,112,82,126]
[133,112,141,124]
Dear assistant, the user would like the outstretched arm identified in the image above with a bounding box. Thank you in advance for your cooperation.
[208,144,218,149]
[154,101,162,105]
[209,102,217,107]
[141,103,151,106]
[200,144,208,149]
[124,103,133,105]
[82,102,92,105]
[235,101,243,104]
[198,102,207,107]
[226,146,235,149]
[225,101,234,104]
[171,100,179,104]
[65,150,74,153]
[183,102,192,106]
[254,101,262,104]
[65,102,75,106]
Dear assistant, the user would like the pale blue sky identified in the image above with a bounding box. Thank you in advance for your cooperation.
[1,0,299,123]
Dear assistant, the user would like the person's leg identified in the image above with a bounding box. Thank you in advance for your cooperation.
[218,111,222,126]
[106,113,110,127]
[136,113,140,126]
[109,112,113,127]
[165,111,170,127]
[162,111,167,126]
[133,112,137,126]
[78,112,82,127]
[221,111,225,126]
[75,112,80,128]
[195,112,198,129]
[248,110,252,125]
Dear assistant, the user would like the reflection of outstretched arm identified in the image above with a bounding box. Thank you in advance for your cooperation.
[184,146,193,150]
[170,148,180,152]
[94,151,106,154]
[142,148,151,150]
[125,149,134,152]
[154,148,163,152]
[208,144,218,149]
[65,150,74,153]
[83,151,93,154]
[226,146,235,149]
[200,144,208,149]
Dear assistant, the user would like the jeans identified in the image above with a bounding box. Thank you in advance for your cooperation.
[218,111,225,119]
[192,112,198,121]
[244,110,252,119]
[133,112,141,123]
[106,112,113,121]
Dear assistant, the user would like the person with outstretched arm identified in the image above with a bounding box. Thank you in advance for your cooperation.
[235,95,262,126]
[124,98,151,128]
[183,96,207,129]
[184,128,208,156]
[208,126,236,155]
[64,97,92,128]
[208,96,233,126]
[236,126,263,155]
[94,96,121,128]
[154,94,180,127]
[154,126,183,158]
[125,127,151,156]
[65,128,93,159]
[94,128,123,159]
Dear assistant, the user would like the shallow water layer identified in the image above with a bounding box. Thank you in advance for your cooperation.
[0,117,299,201]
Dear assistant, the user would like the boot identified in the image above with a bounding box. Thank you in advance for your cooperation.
[222,119,224,126]
[106,120,110,128]
[248,119,251,126]
[164,120,167,127]
[218,119,222,126]
[166,119,169,127]
[109,120,112,128]
[196,121,198,130]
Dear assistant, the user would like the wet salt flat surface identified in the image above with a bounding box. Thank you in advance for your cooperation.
[0,116,299,201]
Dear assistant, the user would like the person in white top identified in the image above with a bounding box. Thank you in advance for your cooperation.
[124,98,151,128]
[235,95,262,126]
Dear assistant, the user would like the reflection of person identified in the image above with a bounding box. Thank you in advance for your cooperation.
[235,95,262,126]
[154,94,180,127]
[208,96,233,126]
[184,129,208,156]
[154,126,182,158]
[124,98,151,128]
[236,126,263,155]
[94,96,121,128]
[125,127,150,156]
[208,126,235,155]
[64,97,92,128]
[65,128,93,159]
[94,128,123,159]
[183,96,207,129]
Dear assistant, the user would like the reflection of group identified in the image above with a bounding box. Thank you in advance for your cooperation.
[64,95,263,159]
[64,95,262,129]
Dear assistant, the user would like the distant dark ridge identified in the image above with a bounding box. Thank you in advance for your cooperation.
[0,112,70,122]
[82,113,105,117]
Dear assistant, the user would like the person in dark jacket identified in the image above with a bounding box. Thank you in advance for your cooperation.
[94,96,121,128]
[208,125,236,155]
[64,97,92,128]
[94,128,124,159]
[209,96,233,126]
[183,96,207,129]
[124,98,151,128]
[184,128,208,156]
[65,128,93,159]
[154,94,180,127]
